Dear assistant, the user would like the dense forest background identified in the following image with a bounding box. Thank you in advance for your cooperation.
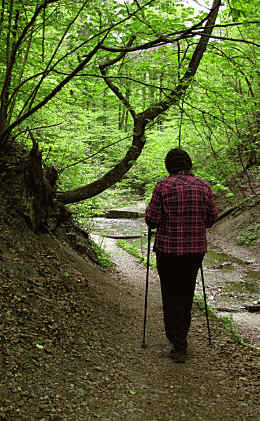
[0,0,259,229]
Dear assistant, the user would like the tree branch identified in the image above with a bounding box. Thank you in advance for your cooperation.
[25,0,90,114]
[0,0,58,136]
[10,0,58,69]
[99,37,137,120]
[100,20,260,54]
[53,69,173,92]
[60,134,133,173]
[194,32,260,47]
[57,0,222,204]
[137,0,221,124]
[14,122,64,139]
[8,25,33,123]
[1,37,106,141]
[0,0,6,40]
[100,1,221,54]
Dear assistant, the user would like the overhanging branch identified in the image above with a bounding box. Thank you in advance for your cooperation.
[0,37,107,141]
[57,0,221,204]
[99,37,137,120]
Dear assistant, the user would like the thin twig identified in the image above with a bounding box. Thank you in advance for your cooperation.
[0,0,6,40]
[26,0,90,114]
[99,37,137,120]
[42,1,46,62]
[60,134,132,173]
[53,70,173,92]
[14,122,64,139]
[194,32,260,47]
[183,100,235,133]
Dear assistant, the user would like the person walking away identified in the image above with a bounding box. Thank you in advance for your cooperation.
[145,148,218,363]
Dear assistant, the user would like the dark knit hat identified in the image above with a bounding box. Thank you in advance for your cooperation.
[165,148,192,174]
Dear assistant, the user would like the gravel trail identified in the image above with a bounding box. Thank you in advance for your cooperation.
[84,235,260,421]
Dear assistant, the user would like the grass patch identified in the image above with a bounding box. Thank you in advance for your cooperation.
[195,294,252,348]
[117,239,143,260]
[117,238,157,267]
[90,239,113,268]
[220,314,252,347]
[237,223,260,247]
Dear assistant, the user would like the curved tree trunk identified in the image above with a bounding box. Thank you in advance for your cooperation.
[57,117,147,204]
[58,0,221,205]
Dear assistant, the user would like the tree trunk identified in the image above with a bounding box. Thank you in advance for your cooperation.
[57,117,146,204]
[58,0,221,205]
[22,134,57,232]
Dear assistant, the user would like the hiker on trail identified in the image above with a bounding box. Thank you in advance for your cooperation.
[145,148,218,363]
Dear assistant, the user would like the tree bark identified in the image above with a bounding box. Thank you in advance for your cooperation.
[22,131,57,232]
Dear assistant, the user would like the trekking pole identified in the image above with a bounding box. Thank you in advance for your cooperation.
[142,226,152,349]
[200,265,211,346]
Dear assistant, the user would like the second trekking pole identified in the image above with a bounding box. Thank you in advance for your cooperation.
[200,265,211,346]
[142,227,152,349]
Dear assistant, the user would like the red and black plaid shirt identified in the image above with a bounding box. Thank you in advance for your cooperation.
[145,171,218,255]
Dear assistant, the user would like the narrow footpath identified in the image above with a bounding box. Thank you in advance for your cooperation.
[82,235,260,421]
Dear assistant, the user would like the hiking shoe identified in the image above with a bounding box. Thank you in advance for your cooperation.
[170,351,186,363]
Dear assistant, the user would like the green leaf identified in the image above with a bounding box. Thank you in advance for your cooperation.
[129,390,136,396]
[36,344,44,350]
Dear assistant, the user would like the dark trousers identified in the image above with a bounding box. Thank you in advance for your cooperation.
[156,252,204,353]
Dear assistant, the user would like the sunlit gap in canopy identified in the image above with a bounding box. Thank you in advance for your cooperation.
[114,0,206,8]
[113,0,224,31]
[182,0,210,13]
[114,0,215,18]
[179,0,224,35]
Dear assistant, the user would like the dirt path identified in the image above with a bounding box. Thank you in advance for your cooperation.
[81,236,260,421]
[1,229,259,420]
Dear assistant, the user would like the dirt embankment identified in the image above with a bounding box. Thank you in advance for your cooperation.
[209,191,260,264]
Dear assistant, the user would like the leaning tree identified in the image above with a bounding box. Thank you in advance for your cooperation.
[0,0,233,231]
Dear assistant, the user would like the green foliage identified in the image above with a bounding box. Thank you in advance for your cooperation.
[237,224,260,247]
[0,0,259,213]
[69,200,105,223]
[90,239,113,268]
[220,314,250,347]
[195,296,252,347]
[117,239,143,261]
[117,238,157,267]
[194,294,217,316]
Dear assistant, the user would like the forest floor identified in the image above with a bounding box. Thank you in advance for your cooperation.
[0,175,260,420]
